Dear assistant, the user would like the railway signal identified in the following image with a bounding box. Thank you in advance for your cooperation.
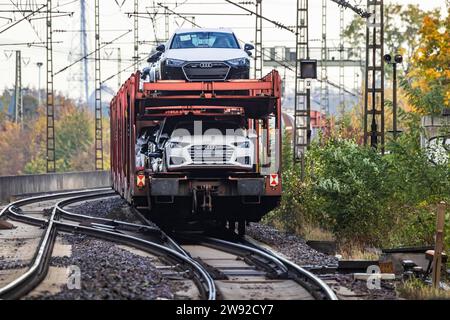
[384,53,403,140]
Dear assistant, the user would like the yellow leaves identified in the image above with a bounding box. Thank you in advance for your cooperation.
[418,200,429,208]
[397,47,407,57]
[411,77,429,91]
[405,10,450,114]
[0,100,111,175]
[444,70,450,79]
[424,68,442,80]
[0,121,28,175]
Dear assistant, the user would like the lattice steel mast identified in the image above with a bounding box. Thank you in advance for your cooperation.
[293,0,310,178]
[320,0,329,115]
[134,0,139,69]
[94,0,103,170]
[117,47,122,89]
[14,50,23,127]
[254,0,262,79]
[165,8,170,42]
[339,6,345,117]
[46,0,55,173]
[80,0,89,104]
[364,0,384,152]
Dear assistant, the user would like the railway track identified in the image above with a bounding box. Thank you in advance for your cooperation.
[0,189,214,300]
[176,233,337,300]
[0,189,337,300]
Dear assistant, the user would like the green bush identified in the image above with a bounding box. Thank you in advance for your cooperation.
[306,138,393,245]
[269,123,449,248]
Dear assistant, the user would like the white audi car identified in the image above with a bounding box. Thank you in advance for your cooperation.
[163,120,255,171]
[146,28,254,82]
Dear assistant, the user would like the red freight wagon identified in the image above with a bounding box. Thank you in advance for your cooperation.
[110,70,283,235]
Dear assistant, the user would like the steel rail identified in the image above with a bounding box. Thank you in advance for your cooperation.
[55,192,158,232]
[195,236,289,276]
[54,193,187,256]
[52,221,216,300]
[1,188,112,220]
[179,234,337,300]
[0,194,62,299]
[2,189,185,259]
[0,190,216,300]
[244,237,338,300]
[54,193,210,297]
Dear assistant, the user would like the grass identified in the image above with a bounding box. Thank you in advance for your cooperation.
[338,243,381,260]
[302,225,335,242]
[301,223,380,260]
[397,278,450,300]
[264,219,382,259]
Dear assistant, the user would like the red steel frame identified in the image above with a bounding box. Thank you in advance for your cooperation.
[110,70,282,203]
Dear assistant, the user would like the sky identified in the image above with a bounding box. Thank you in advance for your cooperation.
[0,0,447,103]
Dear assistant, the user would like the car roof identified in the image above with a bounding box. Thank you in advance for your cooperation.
[174,28,234,34]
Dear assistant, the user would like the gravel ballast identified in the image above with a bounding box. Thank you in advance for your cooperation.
[31,234,178,300]
[247,223,338,266]
[68,197,143,224]
[326,274,399,300]
[247,223,400,300]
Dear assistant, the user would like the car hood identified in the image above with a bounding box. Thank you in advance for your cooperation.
[165,48,248,62]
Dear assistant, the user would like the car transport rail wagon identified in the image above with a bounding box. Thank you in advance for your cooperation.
[110,70,283,234]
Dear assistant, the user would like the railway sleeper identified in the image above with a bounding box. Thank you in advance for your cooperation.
[193,259,229,280]
[243,255,287,279]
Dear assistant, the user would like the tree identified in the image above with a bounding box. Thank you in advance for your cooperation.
[344,4,440,72]
[0,122,29,175]
[55,103,94,172]
[401,9,450,115]
[23,106,48,174]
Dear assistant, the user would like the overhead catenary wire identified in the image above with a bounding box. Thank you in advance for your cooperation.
[157,1,357,97]
[54,29,132,76]
[0,0,367,101]
[0,4,46,35]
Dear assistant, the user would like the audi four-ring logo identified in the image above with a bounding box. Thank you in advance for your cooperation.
[200,63,213,68]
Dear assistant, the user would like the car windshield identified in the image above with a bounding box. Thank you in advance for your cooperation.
[170,32,239,49]
[172,121,244,136]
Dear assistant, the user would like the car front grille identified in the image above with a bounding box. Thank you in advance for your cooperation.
[189,145,234,164]
[182,62,230,81]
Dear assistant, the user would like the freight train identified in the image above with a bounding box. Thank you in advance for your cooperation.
[110,70,283,235]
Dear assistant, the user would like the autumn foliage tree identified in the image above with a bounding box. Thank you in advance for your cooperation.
[0,94,110,176]
[344,4,440,73]
[401,9,450,115]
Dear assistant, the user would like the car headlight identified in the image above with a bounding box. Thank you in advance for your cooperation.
[233,141,251,148]
[168,141,189,149]
[166,59,185,67]
[228,58,250,67]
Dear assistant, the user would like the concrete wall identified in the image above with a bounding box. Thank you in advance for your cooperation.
[421,115,450,148]
[0,171,111,202]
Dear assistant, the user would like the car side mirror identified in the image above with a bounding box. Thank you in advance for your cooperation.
[141,67,150,80]
[244,43,254,51]
[149,135,157,143]
[140,144,149,154]
[147,51,162,63]
[156,44,166,52]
